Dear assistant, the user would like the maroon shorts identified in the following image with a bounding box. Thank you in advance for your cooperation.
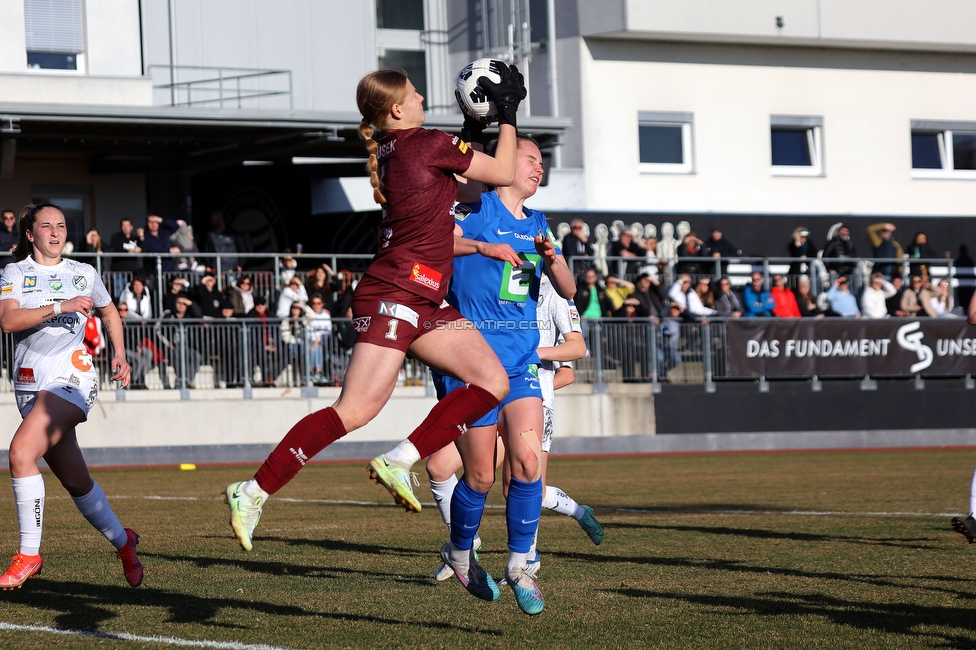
[351,276,465,352]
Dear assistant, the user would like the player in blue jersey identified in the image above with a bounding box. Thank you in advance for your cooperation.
[435,135,576,615]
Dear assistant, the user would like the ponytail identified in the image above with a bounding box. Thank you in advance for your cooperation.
[359,119,387,205]
[356,70,408,207]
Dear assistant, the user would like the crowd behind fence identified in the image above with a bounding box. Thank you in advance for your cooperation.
[0,317,970,399]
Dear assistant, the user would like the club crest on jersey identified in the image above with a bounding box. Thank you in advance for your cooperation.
[23,275,36,288]
[410,262,442,291]
[49,278,63,291]
[73,276,87,291]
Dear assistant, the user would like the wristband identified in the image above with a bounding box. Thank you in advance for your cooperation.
[53,303,62,316]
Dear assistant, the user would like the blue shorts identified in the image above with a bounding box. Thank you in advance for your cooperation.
[433,365,542,428]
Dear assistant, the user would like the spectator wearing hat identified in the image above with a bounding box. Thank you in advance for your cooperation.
[787,226,818,284]
[867,223,903,281]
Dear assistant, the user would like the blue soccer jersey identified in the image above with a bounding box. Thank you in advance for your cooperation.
[451,191,561,375]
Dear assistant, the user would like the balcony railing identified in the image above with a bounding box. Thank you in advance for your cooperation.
[148,65,293,109]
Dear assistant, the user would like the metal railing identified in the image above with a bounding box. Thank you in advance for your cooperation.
[148,65,293,109]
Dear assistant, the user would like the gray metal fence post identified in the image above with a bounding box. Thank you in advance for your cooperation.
[703,321,715,393]
[241,323,252,399]
[592,320,607,392]
[301,321,318,397]
[649,319,661,394]
[179,321,190,400]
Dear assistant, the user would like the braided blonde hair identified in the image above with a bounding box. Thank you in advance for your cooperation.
[356,70,408,205]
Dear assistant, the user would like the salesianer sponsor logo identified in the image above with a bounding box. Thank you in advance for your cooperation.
[16,368,35,384]
[410,262,442,290]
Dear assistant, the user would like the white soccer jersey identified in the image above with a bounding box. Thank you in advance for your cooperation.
[536,275,583,409]
[0,256,111,391]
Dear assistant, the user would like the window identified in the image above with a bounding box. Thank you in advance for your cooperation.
[377,50,427,100]
[377,0,424,30]
[638,112,693,174]
[24,0,85,71]
[911,120,976,179]
[771,116,822,176]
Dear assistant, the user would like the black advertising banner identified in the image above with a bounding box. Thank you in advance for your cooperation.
[726,319,976,378]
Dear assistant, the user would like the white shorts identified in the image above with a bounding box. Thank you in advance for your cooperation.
[15,364,98,421]
[542,406,554,454]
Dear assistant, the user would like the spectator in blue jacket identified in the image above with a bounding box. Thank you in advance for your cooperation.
[742,272,776,317]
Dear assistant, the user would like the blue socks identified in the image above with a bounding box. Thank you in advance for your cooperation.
[449,475,488,551]
[506,476,543,553]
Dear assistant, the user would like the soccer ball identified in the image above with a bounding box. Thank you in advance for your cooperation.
[455,58,505,124]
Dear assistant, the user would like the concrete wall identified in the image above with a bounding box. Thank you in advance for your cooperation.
[0,383,656,466]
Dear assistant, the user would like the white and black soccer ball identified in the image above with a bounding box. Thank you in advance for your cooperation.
[455,58,505,124]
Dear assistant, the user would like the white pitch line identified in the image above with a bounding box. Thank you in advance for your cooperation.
[617,508,962,517]
[0,622,300,650]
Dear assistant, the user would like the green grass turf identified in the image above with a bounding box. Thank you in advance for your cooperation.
[0,449,974,649]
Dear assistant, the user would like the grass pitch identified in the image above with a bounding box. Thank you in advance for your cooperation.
[0,449,975,649]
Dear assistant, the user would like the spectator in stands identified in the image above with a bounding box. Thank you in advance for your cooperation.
[695,276,717,312]
[823,224,857,279]
[193,272,225,318]
[742,272,776,317]
[205,211,245,273]
[119,276,152,320]
[867,223,903,280]
[81,228,103,255]
[632,272,667,319]
[171,220,200,273]
[787,226,818,285]
[659,303,683,377]
[117,304,152,389]
[929,279,956,317]
[246,295,282,387]
[574,267,613,322]
[674,232,704,276]
[304,293,334,384]
[713,276,743,318]
[161,276,188,315]
[825,275,860,317]
[276,275,309,319]
[280,301,307,386]
[795,276,824,318]
[860,273,897,319]
[561,219,594,274]
[278,250,299,287]
[332,269,357,316]
[330,304,357,378]
[157,293,203,388]
[108,218,143,297]
[906,231,938,281]
[603,274,635,313]
[886,276,909,317]
[669,273,716,320]
[226,274,255,317]
[900,275,937,317]
[701,228,740,278]
[306,265,340,312]
[140,214,180,274]
[769,274,801,318]
[609,230,646,277]
[216,300,243,387]
[640,236,660,279]
[0,208,17,268]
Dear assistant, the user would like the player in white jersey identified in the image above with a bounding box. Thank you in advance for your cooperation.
[0,203,143,590]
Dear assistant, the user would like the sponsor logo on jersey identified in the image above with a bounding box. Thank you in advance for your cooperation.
[513,232,536,242]
[16,368,35,384]
[568,306,581,325]
[49,278,62,291]
[68,374,81,387]
[352,316,371,333]
[87,383,97,407]
[23,275,36,288]
[497,229,513,235]
[453,203,471,221]
[72,276,87,291]
[410,262,442,291]
[71,349,93,372]
[378,301,420,327]
[0,286,11,295]
[457,139,469,154]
